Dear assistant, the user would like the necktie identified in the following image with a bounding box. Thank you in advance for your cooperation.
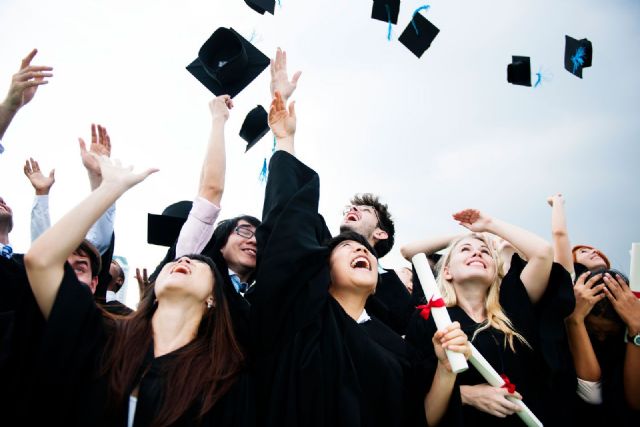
[230,274,248,294]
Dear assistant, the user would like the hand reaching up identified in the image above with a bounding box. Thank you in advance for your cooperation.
[209,95,233,122]
[23,157,55,195]
[268,91,296,140]
[95,155,158,192]
[4,49,53,111]
[270,47,301,102]
[453,209,493,233]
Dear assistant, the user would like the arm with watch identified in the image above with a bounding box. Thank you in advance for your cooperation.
[602,272,640,410]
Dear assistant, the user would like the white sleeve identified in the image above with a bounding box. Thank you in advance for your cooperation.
[175,197,221,258]
[31,195,51,242]
[86,204,115,255]
[576,378,602,405]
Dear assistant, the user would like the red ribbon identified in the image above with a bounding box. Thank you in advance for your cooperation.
[416,296,446,320]
[500,374,516,394]
[633,291,640,299]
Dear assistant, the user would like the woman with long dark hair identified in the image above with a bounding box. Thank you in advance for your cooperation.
[23,155,252,427]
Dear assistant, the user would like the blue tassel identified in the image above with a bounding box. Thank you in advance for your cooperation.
[249,30,257,43]
[386,4,392,41]
[534,71,542,88]
[277,0,281,8]
[411,5,430,35]
[571,47,586,74]
[259,158,268,183]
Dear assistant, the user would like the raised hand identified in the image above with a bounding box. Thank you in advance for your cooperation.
[270,47,301,101]
[23,157,55,195]
[603,273,640,333]
[570,272,606,322]
[547,193,564,207]
[452,209,492,233]
[136,267,150,295]
[79,124,111,175]
[460,383,523,418]
[96,155,158,191]
[209,95,233,121]
[3,49,53,111]
[268,91,296,140]
[432,321,471,372]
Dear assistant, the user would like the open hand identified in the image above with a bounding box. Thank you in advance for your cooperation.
[79,124,111,176]
[452,209,492,233]
[4,49,53,111]
[136,267,150,295]
[270,47,301,101]
[23,157,55,195]
[95,155,158,191]
[268,91,296,139]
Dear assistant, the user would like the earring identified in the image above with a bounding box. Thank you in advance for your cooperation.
[207,301,213,309]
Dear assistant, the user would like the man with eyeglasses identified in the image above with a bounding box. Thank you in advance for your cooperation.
[340,195,414,335]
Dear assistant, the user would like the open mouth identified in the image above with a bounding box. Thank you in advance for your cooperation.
[242,248,256,257]
[466,259,486,269]
[171,264,191,275]
[345,213,359,222]
[350,256,371,271]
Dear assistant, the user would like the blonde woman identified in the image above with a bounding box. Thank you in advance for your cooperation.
[405,209,568,427]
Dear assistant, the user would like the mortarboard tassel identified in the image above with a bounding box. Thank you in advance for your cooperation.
[411,5,431,35]
[386,4,393,41]
[571,47,586,74]
[258,135,277,184]
[534,71,543,88]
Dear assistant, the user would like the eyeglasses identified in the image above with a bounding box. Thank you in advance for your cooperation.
[234,225,256,239]
[342,205,381,225]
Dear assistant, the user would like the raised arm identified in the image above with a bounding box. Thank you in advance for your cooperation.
[24,155,157,319]
[270,47,301,103]
[268,91,296,155]
[453,209,554,303]
[547,194,574,276]
[400,234,462,261]
[24,157,55,241]
[0,49,52,144]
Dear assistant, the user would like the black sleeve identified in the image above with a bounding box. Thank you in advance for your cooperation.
[251,151,332,351]
[365,269,414,335]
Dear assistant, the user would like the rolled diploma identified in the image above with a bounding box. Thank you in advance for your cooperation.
[630,243,640,293]
[469,344,543,427]
[412,253,468,373]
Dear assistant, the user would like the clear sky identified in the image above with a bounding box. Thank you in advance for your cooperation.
[1,0,639,305]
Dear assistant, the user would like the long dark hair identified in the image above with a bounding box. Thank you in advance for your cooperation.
[101,254,245,426]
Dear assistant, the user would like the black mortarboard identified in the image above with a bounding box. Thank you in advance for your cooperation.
[507,56,532,87]
[564,35,592,78]
[244,0,275,15]
[398,12,440,58]
[147,201,192,247]
[186,27,270,98]
[371,0,400,24]
[240,105,270,152]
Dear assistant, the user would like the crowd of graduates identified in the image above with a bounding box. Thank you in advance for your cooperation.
[0,47,639,427]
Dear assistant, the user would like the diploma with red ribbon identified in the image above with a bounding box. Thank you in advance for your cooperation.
[412,253,469,373]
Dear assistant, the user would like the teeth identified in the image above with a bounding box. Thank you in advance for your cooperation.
[350,257,370,270]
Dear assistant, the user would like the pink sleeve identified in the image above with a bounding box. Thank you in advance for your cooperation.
[175,197,221,258]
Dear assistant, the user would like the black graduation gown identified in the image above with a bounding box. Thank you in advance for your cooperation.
[406,254,574,427]
[365,268,415,335]
[250,151,433,427]
[19,263,254,427]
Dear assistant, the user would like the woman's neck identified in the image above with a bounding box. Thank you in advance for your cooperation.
[329,287,369,322]
[453,280,488,323]
[151,300,203,357]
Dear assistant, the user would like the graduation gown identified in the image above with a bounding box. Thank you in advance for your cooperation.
[250,151,433,427]
[405,254,575,427]
[18,263,254,427]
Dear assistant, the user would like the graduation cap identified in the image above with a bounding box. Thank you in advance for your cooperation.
[244,0,275,15]
[507,56,532,87]
[147,201,192,247]
[186,27,270,98]
[240,105,270,152]
[398,10,439,58]
[371,0,400,24]
[564,35,592,78]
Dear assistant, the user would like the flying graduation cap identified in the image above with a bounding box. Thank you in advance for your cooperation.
[147,201,192,247]
[564,35,592,78]
[240,105,270,152]
[507,56,532,87]
[371,0,400,24]
[186,27,270,98]
[244,0,275,15]
[398,6,439,58]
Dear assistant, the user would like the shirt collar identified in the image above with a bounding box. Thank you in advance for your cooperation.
[356,309,371,324]
[106,290,118,302]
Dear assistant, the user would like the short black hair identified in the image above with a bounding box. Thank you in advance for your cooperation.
[212,215,261,249]
[350,193,395,257]
[76,239,102,278]
[326,231,378,259]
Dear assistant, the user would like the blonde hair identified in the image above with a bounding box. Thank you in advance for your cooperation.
[436,233,529,352]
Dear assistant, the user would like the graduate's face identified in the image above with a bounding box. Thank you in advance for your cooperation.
[329,240,378,294]
[68,249,98,293]
[575,247,608,270]
[155,257,214,305]
[220,220,257,273]
[0,196,13,231]
[339,205,387,245]
[443,237,497,285]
